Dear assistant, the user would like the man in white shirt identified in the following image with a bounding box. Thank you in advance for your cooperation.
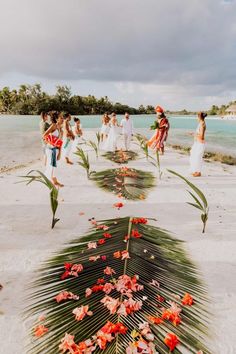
[120,113,134,151]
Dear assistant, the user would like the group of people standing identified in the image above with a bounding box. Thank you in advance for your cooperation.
[39,105,207,188]
[40,111,83,187]
[100,112,134,151]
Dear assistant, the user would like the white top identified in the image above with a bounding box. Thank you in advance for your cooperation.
[120,118,133,135]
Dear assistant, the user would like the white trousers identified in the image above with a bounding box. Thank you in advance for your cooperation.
[62,138,73,158]
[124,134,132,151]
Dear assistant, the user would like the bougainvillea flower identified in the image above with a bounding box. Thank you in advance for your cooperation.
[101,295,120,314]
[34,324,48,337]
[157,295,165,302]
[104,266,116,275]
[139,322,154,341]
[97,225,109,231]
[164,333,179,351]
[72,305,93,321]
[103,282,115,294]
[60,263,83,280]
[87,242,97,249]
[161,308,181,326]
[59,333,76,353]
[126,340,156,354]
[91,285,104,292]
[89,255,100,262]
[114,202,124,209]
[98,238,106,245]
[121,250,130,260]
[85,288,93,297]
[113,251,121,259]
[70,264,83,277]
[131,229,142,238]
[132,218,148,224]
[38,314,46,322]
[182,292,194,306]
[148,316,163,325]
[103,233,112,239]
[54,291,79,303]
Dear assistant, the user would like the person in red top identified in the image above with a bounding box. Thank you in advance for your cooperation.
[148,106,170,155]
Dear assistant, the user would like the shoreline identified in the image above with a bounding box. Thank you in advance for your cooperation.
[169,143,236,166]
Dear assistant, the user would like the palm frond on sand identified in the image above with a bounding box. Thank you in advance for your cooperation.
[103,150,138,164]
[26,217,210,354]
[91,167,155,200]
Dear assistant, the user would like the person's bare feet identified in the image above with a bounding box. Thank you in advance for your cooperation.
[52,177,64,187]
[192,172,201,177]
[65,157,74,165]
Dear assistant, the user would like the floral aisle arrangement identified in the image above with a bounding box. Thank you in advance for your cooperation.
[28,217,210,354]
[103,150,138,164]
[91,167,155,200]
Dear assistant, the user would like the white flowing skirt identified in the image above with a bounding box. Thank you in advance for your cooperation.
[72,135,83,153]
[190,141,205,173]
[102,127,118,151]
[62,138,73,158]
[100,124,110,134]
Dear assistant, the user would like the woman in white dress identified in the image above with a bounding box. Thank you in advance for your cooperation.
[100,113,110,142]
[43,112,64,187]
[72,118,83,153]
[190,112,207,177]
[102,113,119,151]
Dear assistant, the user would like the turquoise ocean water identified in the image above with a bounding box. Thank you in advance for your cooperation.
[0,114,236,156]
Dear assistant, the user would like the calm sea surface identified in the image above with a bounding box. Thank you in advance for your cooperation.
[0,114,236,157]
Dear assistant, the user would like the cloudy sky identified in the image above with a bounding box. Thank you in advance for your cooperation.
[0,0,236,110]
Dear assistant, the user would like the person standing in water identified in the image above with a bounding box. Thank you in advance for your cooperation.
[62,113,75,165]
[148,106,170,155]
[190,112,207,177]
[43,112,64,187]
[120,112,134,151]
[39,111,50,165]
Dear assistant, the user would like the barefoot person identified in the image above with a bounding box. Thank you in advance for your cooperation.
[43,112,64,187]
[102,113,119,151]
[62,113,75,165]
[120,112,134,151]
[148,106,170,155]
[190,112,207,177]
[39,111,50,165]
[100,113,110,142]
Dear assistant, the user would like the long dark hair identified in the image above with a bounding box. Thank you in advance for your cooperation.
[50,111,59,124]
[198,112,207,120]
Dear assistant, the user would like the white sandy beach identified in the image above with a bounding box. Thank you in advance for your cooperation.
[0,130,236,353]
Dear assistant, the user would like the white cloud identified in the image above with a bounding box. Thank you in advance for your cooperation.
[0,0,236,109]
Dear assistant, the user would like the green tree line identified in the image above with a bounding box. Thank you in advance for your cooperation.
[0,84,156,115]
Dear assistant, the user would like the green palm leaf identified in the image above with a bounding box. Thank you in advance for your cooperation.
[19,170,60,229]
[167,170,209,233]
[91,167,155,200]
[25,217,210,354]
[103,150,138,164]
